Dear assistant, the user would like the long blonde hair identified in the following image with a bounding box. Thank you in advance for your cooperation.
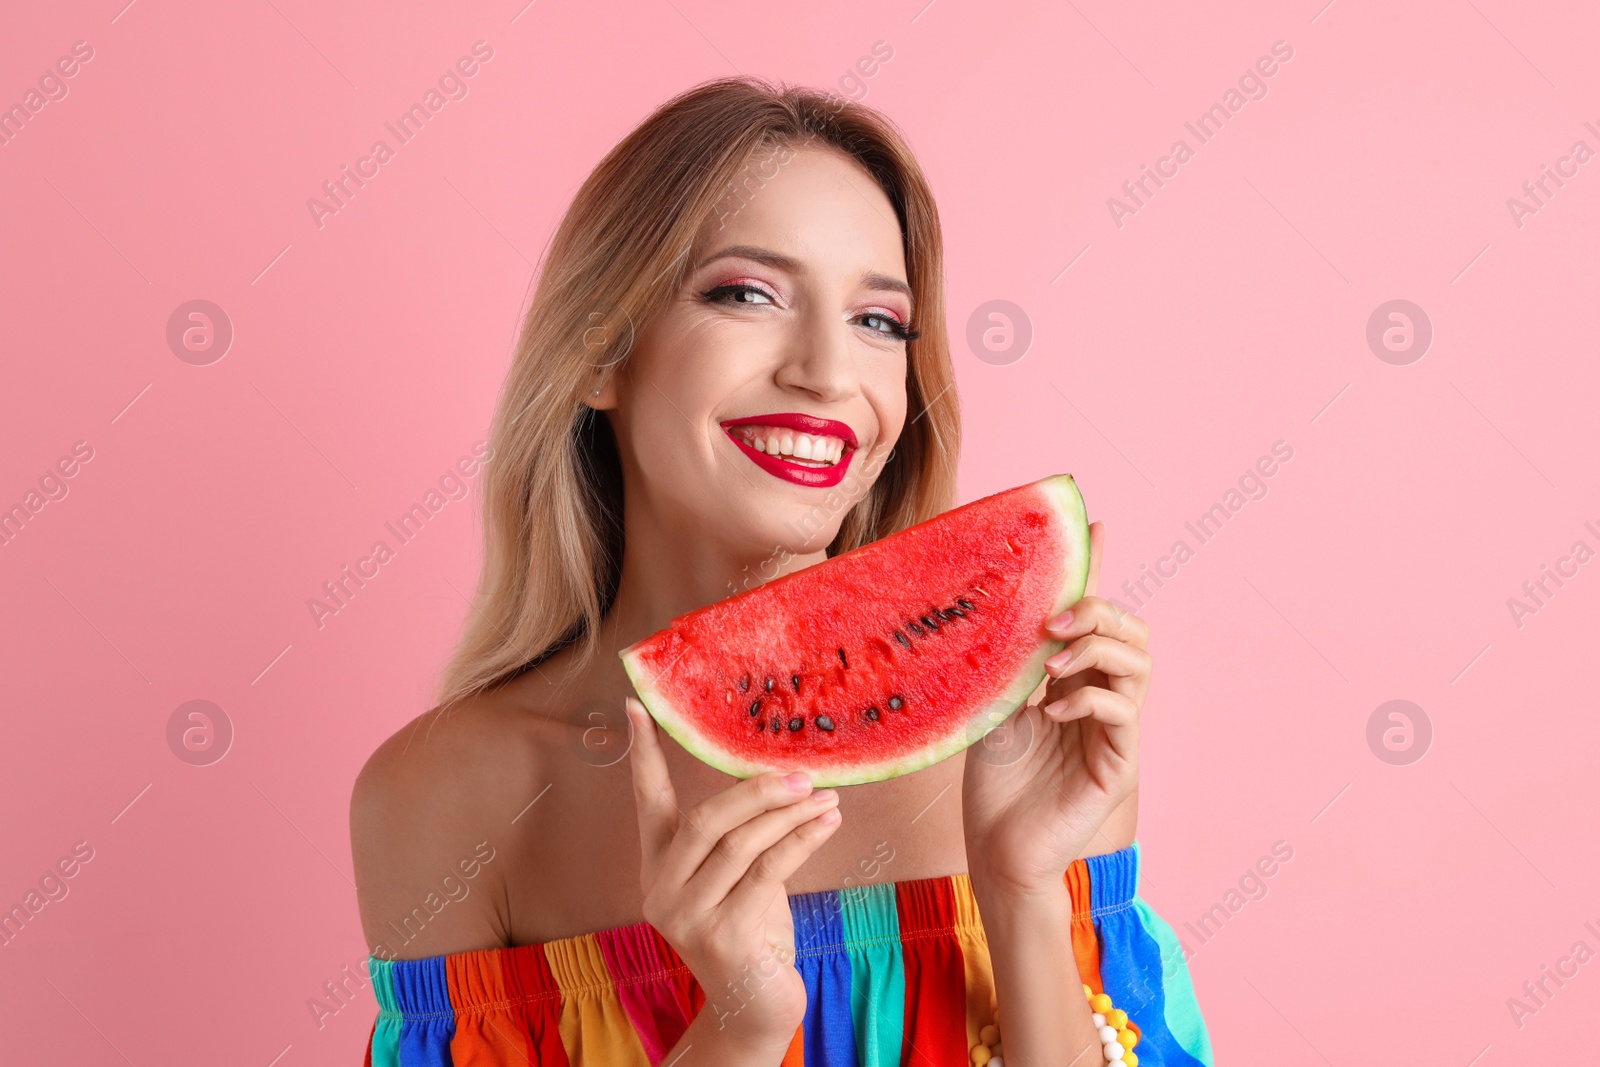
[436,76,962,709]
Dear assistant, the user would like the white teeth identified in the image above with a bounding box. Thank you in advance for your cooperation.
[732,424,849,466]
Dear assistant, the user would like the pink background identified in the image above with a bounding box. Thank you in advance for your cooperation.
[3,0,1596,1061]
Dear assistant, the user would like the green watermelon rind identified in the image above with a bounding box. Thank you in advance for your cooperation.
[929,473,1092,777]
[620,474,1092,788]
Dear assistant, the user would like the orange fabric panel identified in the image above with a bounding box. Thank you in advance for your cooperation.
[1065,857,1104,995]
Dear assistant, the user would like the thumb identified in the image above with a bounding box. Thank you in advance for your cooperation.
[625,696,677,887]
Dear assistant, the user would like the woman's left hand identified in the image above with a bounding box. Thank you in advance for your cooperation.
[962,520,1150,901]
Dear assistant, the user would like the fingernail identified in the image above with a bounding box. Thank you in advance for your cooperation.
[818,808,841,824]
[812,788,837,803]
[1048,610,1073,631]
[784,772,812,792]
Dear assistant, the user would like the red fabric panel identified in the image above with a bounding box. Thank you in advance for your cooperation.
[501,944,572,1067]
[896,878,969,1067]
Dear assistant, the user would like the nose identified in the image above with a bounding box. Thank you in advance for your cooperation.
[773,302,858,402]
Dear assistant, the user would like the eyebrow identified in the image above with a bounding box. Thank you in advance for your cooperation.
[693,244,914,306]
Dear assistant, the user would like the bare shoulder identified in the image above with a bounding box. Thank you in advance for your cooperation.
[350,686,560,961]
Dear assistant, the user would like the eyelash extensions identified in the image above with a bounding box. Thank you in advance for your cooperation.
[699,283,921,343]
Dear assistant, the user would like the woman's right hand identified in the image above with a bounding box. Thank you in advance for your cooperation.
[624,695,843,1052]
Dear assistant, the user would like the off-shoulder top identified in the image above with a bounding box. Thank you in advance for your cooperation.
[362,840,1212,1066]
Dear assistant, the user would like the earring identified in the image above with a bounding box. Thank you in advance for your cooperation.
[591,389,601,396]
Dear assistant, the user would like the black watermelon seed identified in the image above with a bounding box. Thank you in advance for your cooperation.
[920,615,939,631]
[764,677,775,693]
[907,620,924,636]
[888,695,904,710]
[957,598,975,611]
[816,715,835,731]
[838,648,848,668]
[787,717,804,731]
[865,706,880,721]
[947,607,966,618]
[771,717,781,733]
[894,630,912,648]
[792,674,801,693]
[738,674,750,692]
[749,700,761,716]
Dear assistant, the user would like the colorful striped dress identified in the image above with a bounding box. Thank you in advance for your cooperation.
[363,841,1212,1066]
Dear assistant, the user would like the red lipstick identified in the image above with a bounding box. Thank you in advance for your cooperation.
[720,413,858,489]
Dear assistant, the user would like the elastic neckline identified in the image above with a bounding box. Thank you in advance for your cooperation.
[368,842,1143,1020]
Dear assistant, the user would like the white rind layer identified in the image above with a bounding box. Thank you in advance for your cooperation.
[620,474,1093,788]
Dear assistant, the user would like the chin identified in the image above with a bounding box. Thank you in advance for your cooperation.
[711,506,835,593]
[743,502,831,554]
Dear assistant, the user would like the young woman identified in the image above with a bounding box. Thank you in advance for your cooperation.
[351,77,1212,1067]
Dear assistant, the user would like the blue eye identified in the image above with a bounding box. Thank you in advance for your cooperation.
[701,284,919,342]
[858,312,919,343]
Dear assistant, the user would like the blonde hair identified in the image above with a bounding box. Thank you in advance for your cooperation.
[436,75,961,709]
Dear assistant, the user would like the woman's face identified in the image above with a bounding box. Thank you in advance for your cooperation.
[604,144,913,559]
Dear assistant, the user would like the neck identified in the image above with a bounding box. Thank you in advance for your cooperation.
[599,509,828,655]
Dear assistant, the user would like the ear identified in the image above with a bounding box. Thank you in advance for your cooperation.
[582,379,617,411]
[580,305,636,412]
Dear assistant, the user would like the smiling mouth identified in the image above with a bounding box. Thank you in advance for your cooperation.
[725,424,850,468]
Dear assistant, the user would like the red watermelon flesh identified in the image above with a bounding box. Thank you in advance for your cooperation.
[619,474,1090,787]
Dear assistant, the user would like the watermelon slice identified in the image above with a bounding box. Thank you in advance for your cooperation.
[619,475,1091,787]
